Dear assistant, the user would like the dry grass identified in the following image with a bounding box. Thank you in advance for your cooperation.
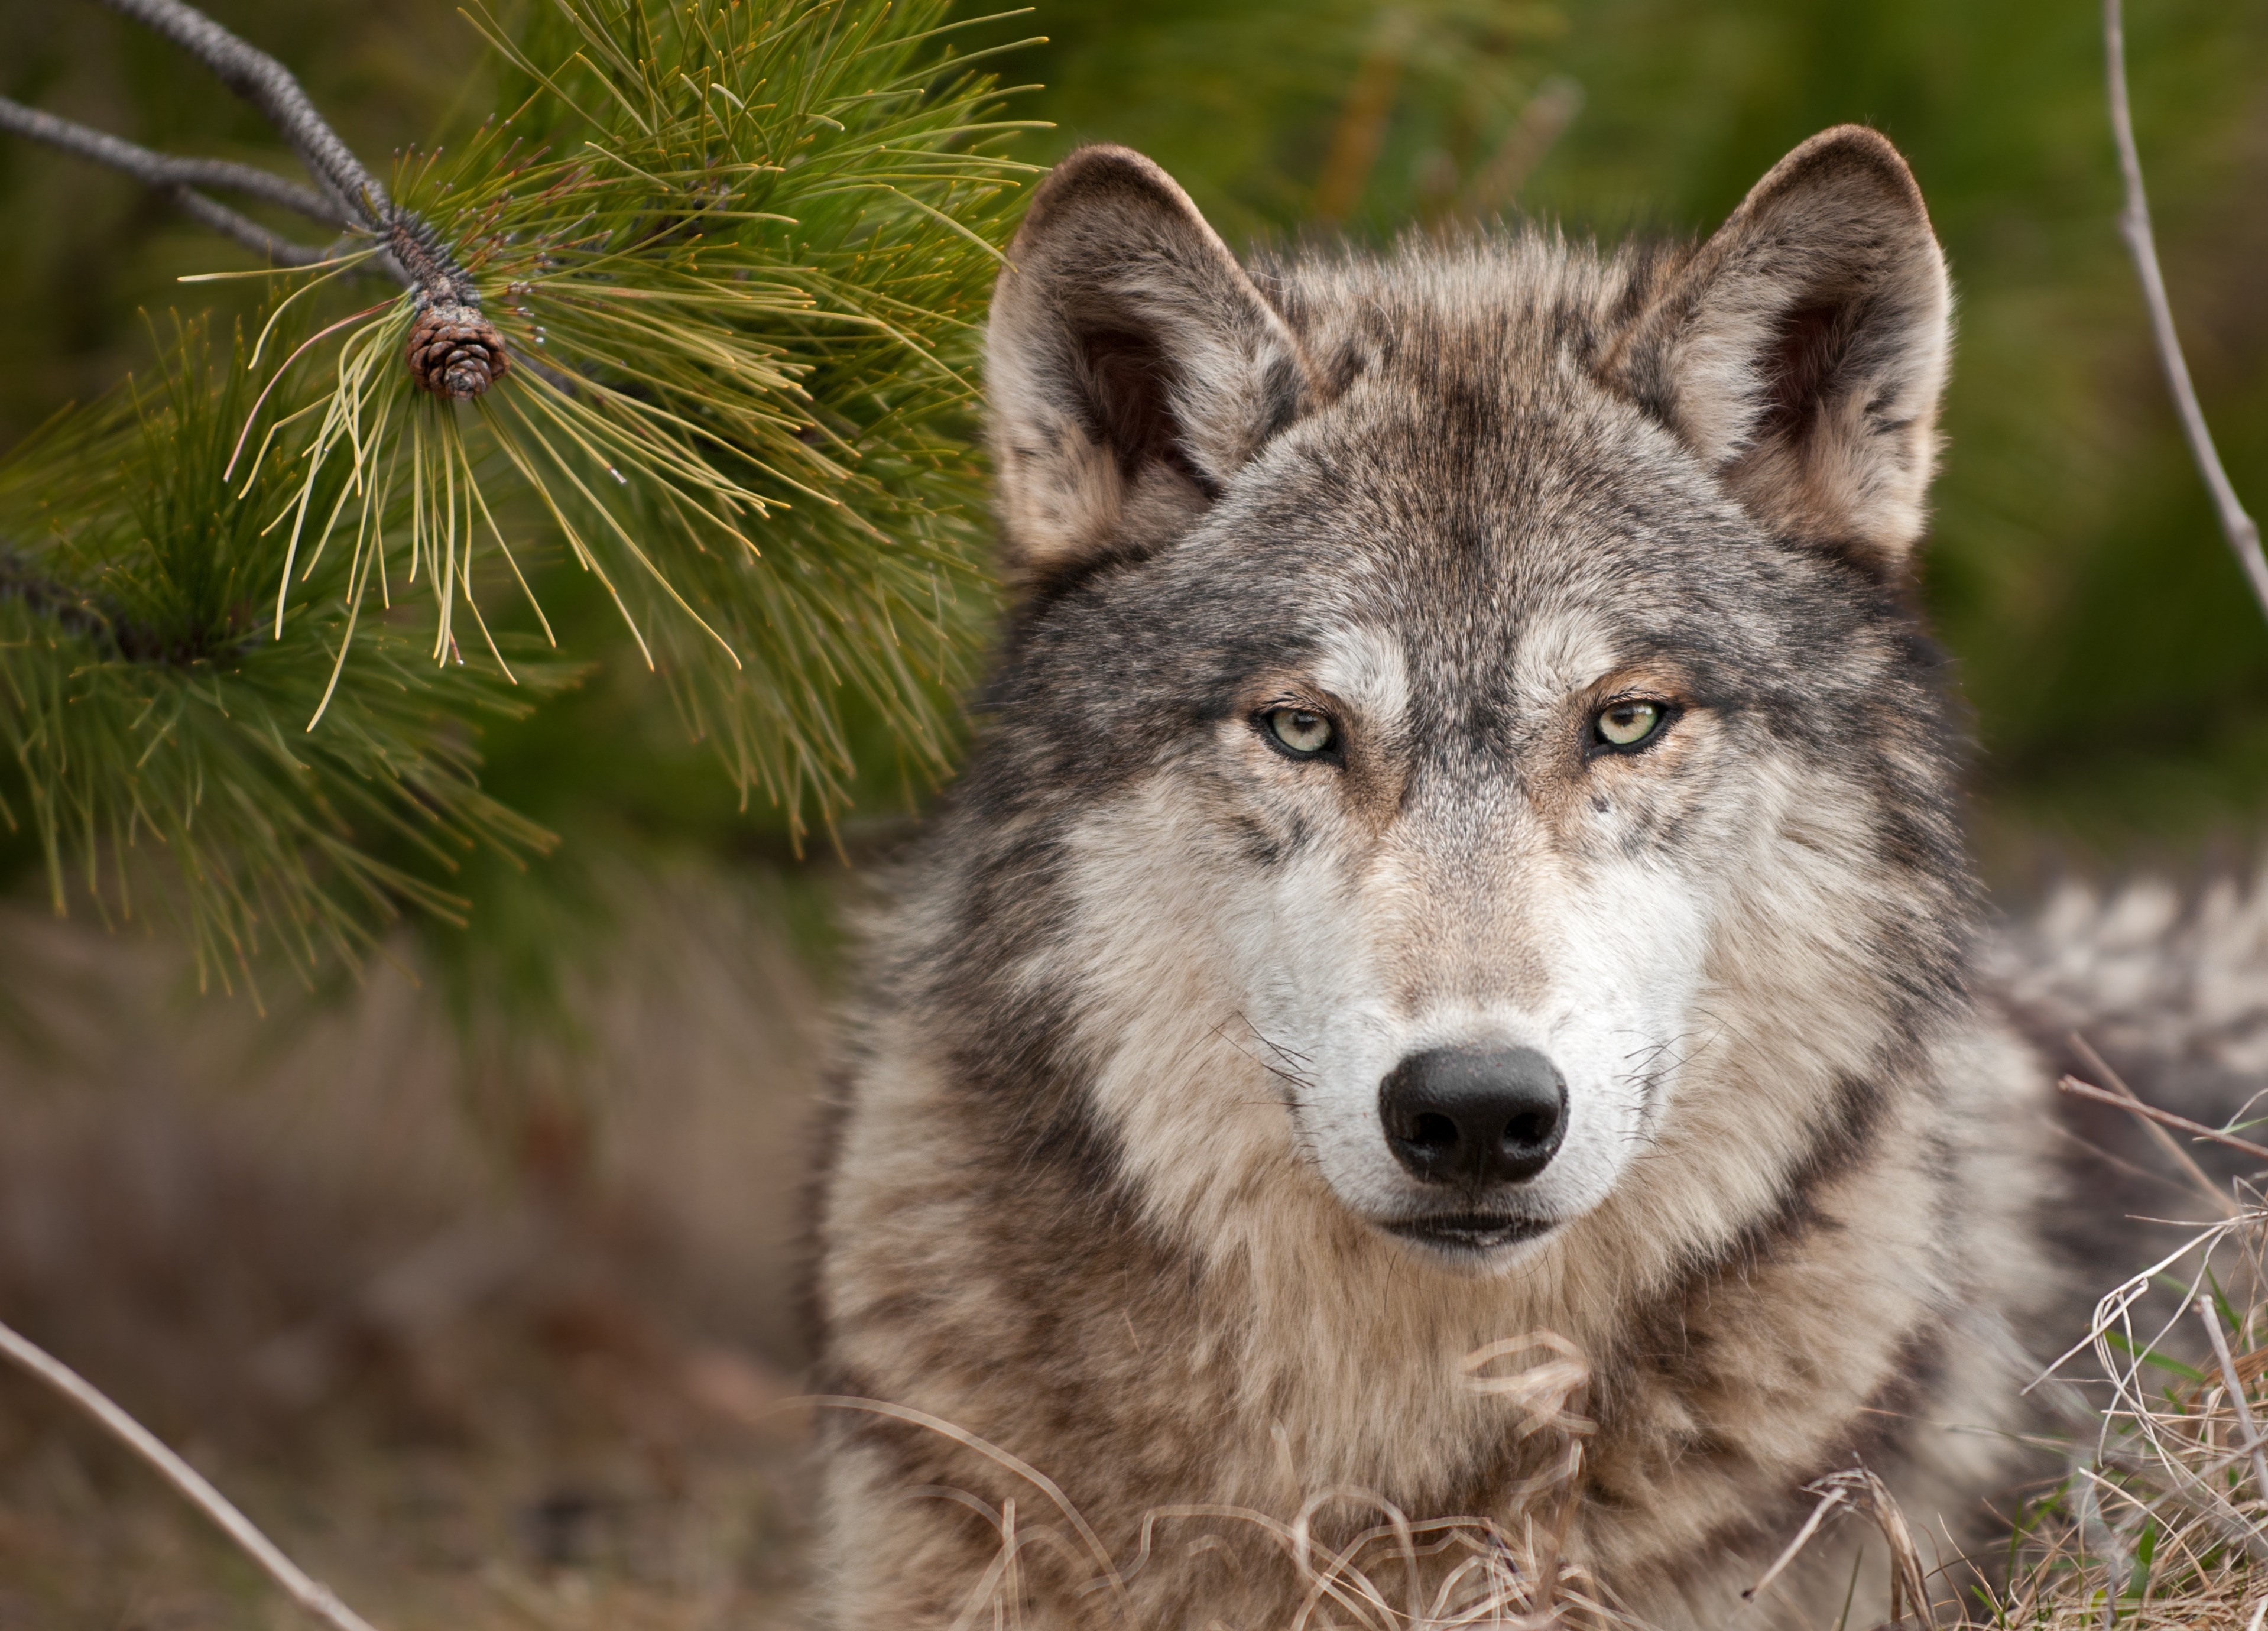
[1951,1204,2268,1631]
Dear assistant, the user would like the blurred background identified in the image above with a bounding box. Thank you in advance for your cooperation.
[0,0,2263,1624]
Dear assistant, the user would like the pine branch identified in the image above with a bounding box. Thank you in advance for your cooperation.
[165,183,338,267]
[0,539,232,662]
[0,0,1032,980]
[2104,0,2268,623]
[96,0,391,231]
[0,95,341,222]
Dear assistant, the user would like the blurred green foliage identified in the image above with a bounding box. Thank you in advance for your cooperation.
[2,0,2264,1032]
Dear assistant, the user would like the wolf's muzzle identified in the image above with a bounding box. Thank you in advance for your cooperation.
[1379,1045,1568,1187]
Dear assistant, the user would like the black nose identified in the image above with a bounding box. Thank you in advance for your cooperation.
[1379,1046,1568,1186]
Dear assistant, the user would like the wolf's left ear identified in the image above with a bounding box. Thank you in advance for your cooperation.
[986,146,1316,585]
[1608,125,1952,572]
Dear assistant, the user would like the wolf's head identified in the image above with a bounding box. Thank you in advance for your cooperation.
[916,128,1971,1275]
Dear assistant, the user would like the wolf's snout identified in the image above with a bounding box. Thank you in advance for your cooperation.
[1379,1046,1568,1186]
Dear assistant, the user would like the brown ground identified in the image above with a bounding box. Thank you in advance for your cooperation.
[0,868,830,1629]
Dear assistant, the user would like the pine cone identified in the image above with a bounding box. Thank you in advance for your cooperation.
[405,301,510,400]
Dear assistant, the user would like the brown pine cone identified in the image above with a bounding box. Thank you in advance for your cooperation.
[405,301,511,400]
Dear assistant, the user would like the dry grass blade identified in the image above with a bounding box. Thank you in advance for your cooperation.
[2073,1033,2243,1218]
[813,1333,1620,1630]
[2196,1295,2268,1506]
[800,1394,1133,1613]
[2056,1076,2268,1165]
[0,1317,382,1631]
[1741,1468,1937,1628]
[1741,1484,1849,1605]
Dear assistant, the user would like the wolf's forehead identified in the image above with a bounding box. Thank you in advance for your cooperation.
[1296,598,1622,719]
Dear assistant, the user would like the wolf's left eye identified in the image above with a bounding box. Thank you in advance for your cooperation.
[1594,701,1666,750]
[1264,707,1336,757]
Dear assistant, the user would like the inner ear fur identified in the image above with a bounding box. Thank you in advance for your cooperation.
[986,145,1316,585]
[1609,125,1952,572]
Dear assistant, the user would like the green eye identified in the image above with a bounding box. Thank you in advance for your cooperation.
[1595,700,1666,748]
[1266,707,1335,756]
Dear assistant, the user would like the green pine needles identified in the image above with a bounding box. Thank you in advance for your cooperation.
[0,0,1040,988]
[0,318,559,988]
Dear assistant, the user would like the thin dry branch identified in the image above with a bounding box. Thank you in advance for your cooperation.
[2072,1033,2243,1218]
[7,0,514,331]
[96,0,390,229]
[0,1317,382,1631]
[0,95,340,221]
[2056,1075,2268,1165]
[2104,0,2268,622]
[166,183,338,265]
[0,0,430,282]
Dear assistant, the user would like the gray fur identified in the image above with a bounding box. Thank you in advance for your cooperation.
[810,129,2208,1628]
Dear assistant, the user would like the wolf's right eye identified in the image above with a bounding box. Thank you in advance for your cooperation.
[1264,708,1336,757]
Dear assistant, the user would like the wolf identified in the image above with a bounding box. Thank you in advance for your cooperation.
[810,125,2225,1628]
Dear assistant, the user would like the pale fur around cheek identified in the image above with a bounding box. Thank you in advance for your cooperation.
[1607,751,1926,1266]
[1051,774,1349,1249]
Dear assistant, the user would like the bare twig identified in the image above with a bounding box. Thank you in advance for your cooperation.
[165,183,337,265]
[2057,1076,2268,1166]
[0,1,426,283]
[95,0,390,230]
[15,0,508,359]
[0,95,340,222]
[0,1317,382,1631]
[2104,0,2268,622]
[2071,1033,2243,1217]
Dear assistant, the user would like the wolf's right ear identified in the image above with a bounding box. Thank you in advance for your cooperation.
[987,147,1315,585]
